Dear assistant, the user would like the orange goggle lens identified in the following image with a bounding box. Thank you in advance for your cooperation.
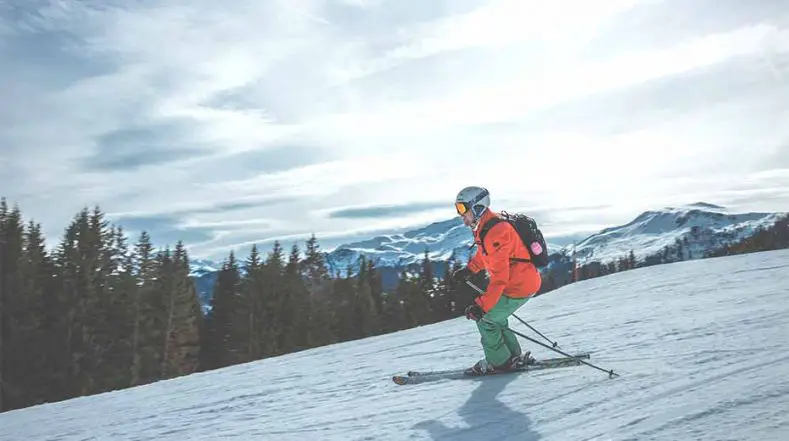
[455,202,469,215]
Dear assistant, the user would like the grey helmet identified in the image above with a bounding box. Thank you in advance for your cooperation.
[455,186,490,223]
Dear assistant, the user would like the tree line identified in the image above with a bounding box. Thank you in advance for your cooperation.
[0,200,203,413]
[198,240,475,370]
[2,195,786,414]
[706,216,789,257]
[0,199,478,413]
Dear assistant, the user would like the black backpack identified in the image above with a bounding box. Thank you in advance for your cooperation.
[478,211,550,268]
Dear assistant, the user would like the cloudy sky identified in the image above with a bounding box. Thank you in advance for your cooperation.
[2,0,789,261]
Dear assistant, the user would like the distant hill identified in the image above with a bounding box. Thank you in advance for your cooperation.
[190,203,787,309]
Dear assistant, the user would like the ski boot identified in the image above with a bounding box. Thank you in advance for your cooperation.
[515,350,535,367]
[465,352,531,376]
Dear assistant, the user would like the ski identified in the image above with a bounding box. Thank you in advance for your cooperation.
[405,353,590,376]
[393,353,591,385]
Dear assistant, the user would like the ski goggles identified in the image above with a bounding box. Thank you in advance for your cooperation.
[455,188,488,216]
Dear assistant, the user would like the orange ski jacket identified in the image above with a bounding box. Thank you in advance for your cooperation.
[467,209,542,311]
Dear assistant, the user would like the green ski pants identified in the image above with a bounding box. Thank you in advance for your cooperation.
[477,295,530,367]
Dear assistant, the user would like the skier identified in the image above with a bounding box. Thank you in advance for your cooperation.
[453,186,542,375]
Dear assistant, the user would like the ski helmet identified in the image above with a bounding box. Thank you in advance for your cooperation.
[455,186,490,222]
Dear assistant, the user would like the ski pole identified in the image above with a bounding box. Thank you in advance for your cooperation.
[482,317,619,378]
[465,280,559,348]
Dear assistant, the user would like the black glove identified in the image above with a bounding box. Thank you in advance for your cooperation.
[464,303,485,321]
[453,266,473,282]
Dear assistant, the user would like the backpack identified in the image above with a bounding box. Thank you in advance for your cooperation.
[478,211,550,268]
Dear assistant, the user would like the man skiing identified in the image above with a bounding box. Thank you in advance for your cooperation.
[453,186,542,375]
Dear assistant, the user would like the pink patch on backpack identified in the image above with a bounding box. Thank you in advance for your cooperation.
[530,242,543,255]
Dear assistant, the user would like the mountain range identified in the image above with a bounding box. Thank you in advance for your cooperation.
[189,202,787,310]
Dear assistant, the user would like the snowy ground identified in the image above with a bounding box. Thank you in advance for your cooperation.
[2,249,789,440]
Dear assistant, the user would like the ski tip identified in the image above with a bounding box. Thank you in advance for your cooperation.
[392,375,409,385]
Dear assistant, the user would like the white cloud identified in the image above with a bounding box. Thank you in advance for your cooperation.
[1,0,789,260]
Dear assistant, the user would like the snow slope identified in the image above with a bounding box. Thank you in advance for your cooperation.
[2,249,788,440]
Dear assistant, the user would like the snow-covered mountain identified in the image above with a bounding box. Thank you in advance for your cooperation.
[565,202,786,265]
[325,202,785,272]
[4,248,788,440]
[188,258,220,278]
[188,202,787,304]
[326,218,468,271]
[324,217,566,276]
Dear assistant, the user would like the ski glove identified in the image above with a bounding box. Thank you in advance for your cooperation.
[465,303,485,321]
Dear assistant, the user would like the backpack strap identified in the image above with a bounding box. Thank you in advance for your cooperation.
[477,217,502,255]
[477,215,531,263]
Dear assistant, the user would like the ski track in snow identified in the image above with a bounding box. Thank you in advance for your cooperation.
[2,250,789,440]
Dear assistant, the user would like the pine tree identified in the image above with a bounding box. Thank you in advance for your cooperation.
[302,235,335,347]
[160,242,201,378]
[130,231,157,386]
[82,207,115,395]
[617,255,629,272]
[262,242,285,357]
[288,243,312,350]
[539,266,559,294]
[331,265,355,341]
[47,217,77,401]
[352,256,378,338]
[15,220,56,406]
[393,269,416,329]
[201,251,242,369]
[418,250,441,321]
[399,268,431,328]
[55,209,94,396]
[434,258,463,320]
[96,226,136,392]
[41,207,115,397]
[365,259,385,333]
[279,244,306,353]
[0,201,24,410]
[239,244,264,362]
[133,245,170,385]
